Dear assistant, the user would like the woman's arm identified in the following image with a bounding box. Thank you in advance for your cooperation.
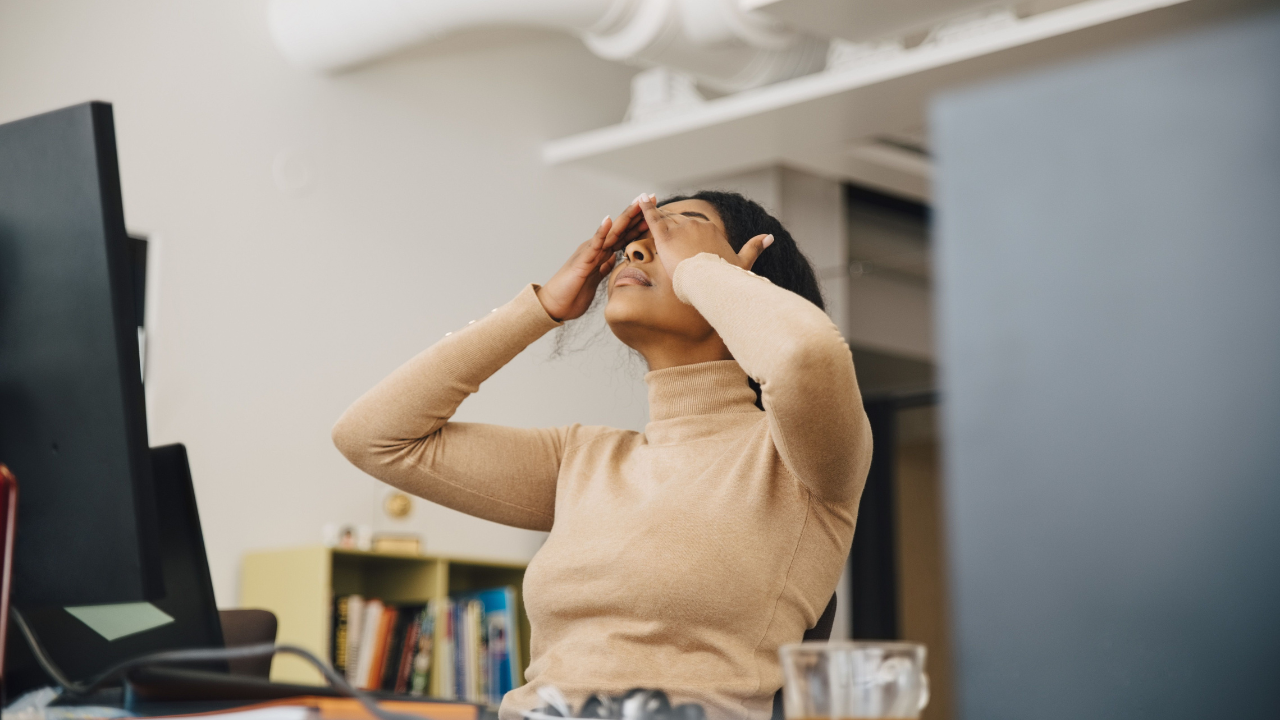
[673,253,872,504]
[333,210,637,530]
[332,285,567,530]
[634,195,871,505]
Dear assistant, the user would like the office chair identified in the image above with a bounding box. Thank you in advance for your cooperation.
[218,609,278,678]
[770,593,837,720]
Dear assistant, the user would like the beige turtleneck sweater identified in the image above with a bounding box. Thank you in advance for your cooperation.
[332,253,872,720]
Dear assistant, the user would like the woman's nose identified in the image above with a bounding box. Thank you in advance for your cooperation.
[624,238,653,263]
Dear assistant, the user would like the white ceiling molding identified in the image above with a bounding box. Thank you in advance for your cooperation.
[742,0,1014,43]
[541,0,1199,193]
[266,0,828,92]
[848,139,933,181]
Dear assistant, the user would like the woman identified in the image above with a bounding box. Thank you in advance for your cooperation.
[333,192,872,720]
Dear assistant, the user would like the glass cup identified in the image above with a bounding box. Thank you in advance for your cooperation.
[779,641,930,720]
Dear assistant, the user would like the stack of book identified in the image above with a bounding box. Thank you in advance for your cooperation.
[331,587,521,706]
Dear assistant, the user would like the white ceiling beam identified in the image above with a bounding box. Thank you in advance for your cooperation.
[743,0,1000,42]
[542,0,1204,192]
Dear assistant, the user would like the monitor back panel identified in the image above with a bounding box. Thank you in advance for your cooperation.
[0,102,161,605]
[4,445,226,696]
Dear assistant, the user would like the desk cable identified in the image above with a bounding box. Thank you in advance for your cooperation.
[9,608,426,720]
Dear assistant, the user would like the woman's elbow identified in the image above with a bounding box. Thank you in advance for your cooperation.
[331,408,374,466]
[775,329,855,387]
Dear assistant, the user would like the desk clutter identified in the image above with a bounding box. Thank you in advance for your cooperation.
[332,588,521,706]
[527,689,705,720]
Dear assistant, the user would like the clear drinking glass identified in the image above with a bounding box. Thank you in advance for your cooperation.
[779,641,930,720]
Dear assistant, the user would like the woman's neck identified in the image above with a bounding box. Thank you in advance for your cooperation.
[609,317,735,371]
[636,335,734,371]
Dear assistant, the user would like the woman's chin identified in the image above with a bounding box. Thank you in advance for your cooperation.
[604,296,644,327]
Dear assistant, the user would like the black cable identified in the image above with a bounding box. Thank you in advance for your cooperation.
[9,608,82,693]
[10,608,427,720]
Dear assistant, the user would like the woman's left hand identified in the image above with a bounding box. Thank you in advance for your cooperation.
[636,194,773,279]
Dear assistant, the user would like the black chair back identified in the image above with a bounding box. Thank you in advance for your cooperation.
[218,608,278,678]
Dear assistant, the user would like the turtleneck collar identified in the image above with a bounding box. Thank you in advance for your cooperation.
[644,360,761,422]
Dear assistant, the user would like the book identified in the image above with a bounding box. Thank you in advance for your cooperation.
[353,598,384,689]
[408,603,436,696]
[329,588,518,703]
[448,586,521,705]
[333,595,351,675]
[394,606,427,694]
[393,610,420,693]
[460,600,481,702]
[343,595,365,685]
[437,598,455,700]
[366,604,397,689]
[482,591,517,705]
[382,605,420,691]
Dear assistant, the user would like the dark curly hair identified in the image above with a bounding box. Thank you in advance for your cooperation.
[659,191,826,408]
[658,191,825,312]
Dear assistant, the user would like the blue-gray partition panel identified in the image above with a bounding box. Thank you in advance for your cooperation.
[932,7,1280,719]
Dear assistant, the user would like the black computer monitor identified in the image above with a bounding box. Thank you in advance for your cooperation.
[4,445,227,698]
[0,102,163,606]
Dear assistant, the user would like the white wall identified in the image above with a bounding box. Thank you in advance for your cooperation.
[0,0,652,606]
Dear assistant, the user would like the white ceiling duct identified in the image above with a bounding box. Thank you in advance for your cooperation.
[267,0,828,92]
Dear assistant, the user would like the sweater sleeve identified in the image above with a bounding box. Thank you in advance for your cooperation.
[331,284,570,531]
[673,253,873,504]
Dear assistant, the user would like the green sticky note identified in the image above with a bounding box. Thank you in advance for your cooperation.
[65,602,175,641]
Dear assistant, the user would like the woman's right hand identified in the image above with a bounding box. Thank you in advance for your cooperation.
[536,199,645,322]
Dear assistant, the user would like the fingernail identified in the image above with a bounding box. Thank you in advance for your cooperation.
[601,215,611,227]
[763,234,775,248]
[632,193,646,205]
[647,193,657,202]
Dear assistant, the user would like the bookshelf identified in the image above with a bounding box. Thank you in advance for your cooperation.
[240,546,529,694]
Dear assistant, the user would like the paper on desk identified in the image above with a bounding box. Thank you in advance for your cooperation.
[165,708,316,720]
[153,697,476,720]
[2,687,135,720]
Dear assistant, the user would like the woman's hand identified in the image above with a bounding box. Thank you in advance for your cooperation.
[536,201,645,321]
[635,194,773,278]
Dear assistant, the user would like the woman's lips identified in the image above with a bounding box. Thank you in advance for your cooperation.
[614,267,652,287]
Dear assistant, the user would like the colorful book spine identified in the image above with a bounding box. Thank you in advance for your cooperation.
[333,595,350,674]
[444,586,520,705]
[330,587,518,703]
[453,600,465,701]
[466,600,482,702]
[440,598,455,699]
[368,604,397,689]
[344,595,366,685]
[409,603,436,696]
[393,609,420,694]
[353,598,384,689]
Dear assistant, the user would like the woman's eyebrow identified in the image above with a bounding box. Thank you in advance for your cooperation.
[679,211,710,220]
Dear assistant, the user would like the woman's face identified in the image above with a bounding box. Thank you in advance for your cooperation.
[603,199,727,352]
